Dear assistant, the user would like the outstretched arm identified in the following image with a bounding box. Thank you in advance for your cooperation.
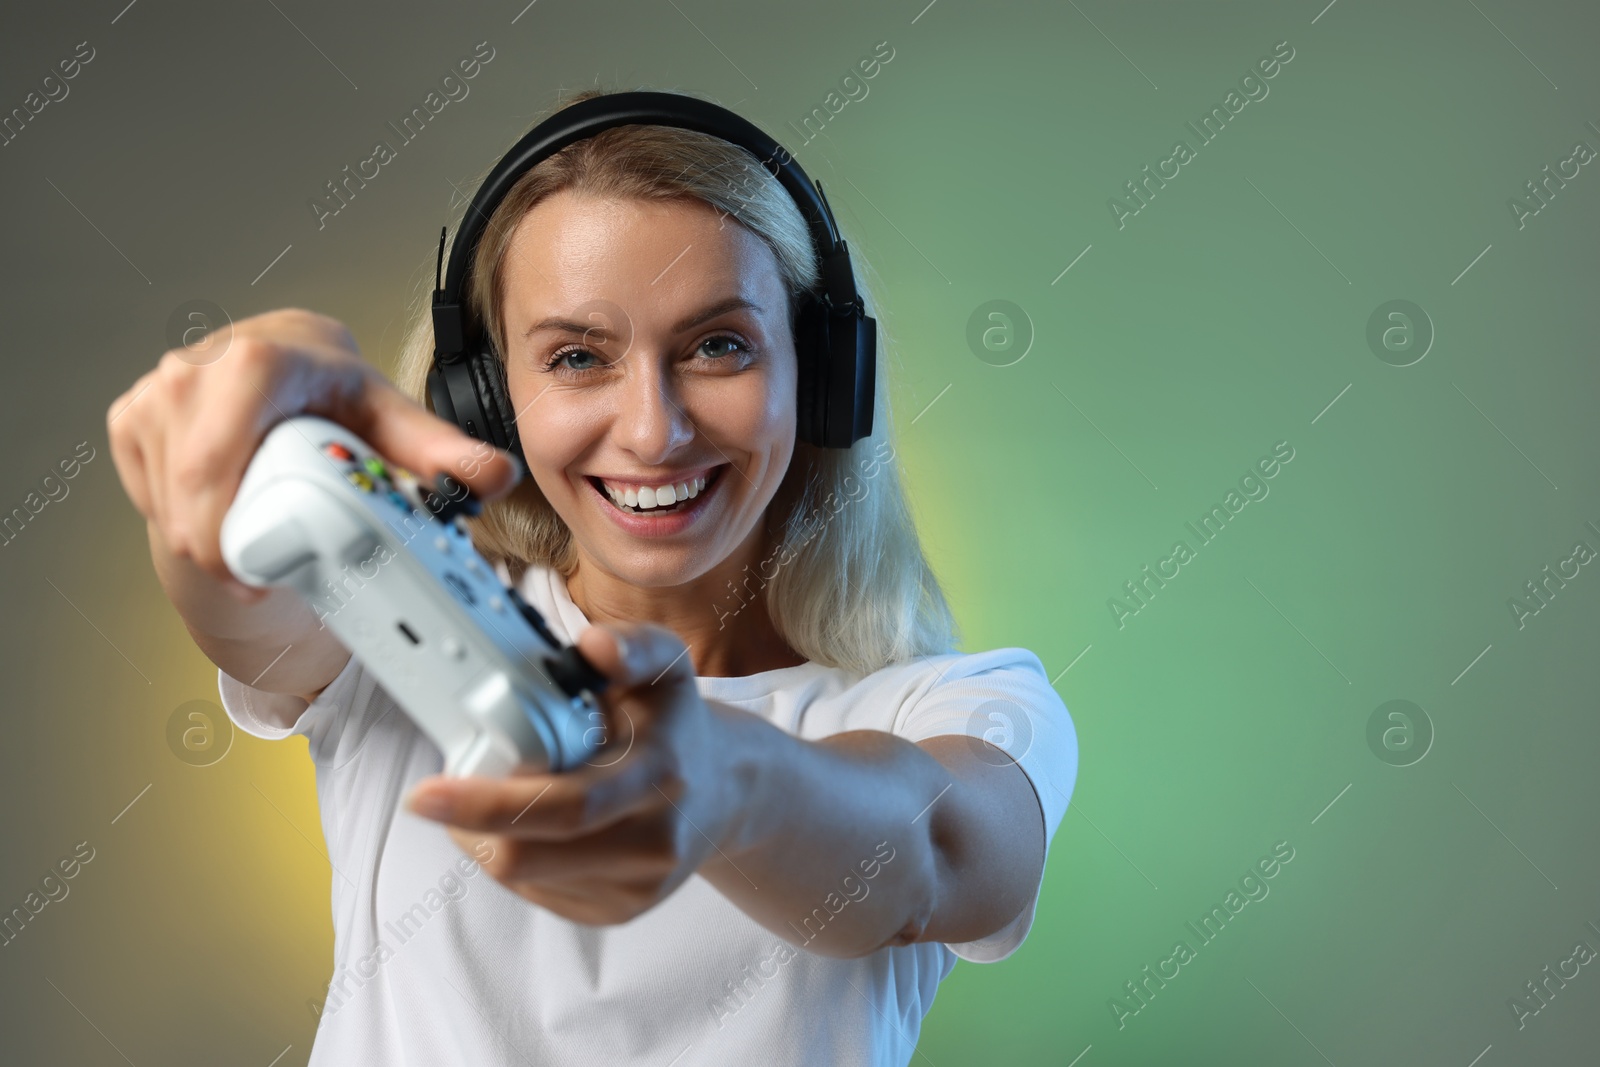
[696,710,1044,958]
[405,620,1047,959]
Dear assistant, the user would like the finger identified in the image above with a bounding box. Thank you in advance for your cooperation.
[447,811,677,885]
[143,426,173,544]
[128,343,286,584]
[407,758,657,840]
[577,621,695,691]
[169,338,377,584]
[162,389,266,586]
[232,307,357,351]
[492,868,664,925]
[408,771,592,836]
[335,374,523,503]
[106,418,152,518]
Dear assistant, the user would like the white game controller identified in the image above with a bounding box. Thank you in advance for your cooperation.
[220,415,607,777]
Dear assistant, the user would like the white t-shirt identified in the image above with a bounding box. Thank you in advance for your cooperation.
[218,563,1077,1067]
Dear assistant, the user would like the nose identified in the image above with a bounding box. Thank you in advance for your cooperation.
[615,353,695,464]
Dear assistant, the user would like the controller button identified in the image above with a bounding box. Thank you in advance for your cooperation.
[364,457,388,483]
[346,470,375,493]
[322,442,354,462]
[442,571,476,606]
[506,586,562,650]
[390,472,427,512]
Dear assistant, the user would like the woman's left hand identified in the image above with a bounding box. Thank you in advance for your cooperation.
[404,622,749,924]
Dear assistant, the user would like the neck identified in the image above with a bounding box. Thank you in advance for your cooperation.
[563,533,807,679]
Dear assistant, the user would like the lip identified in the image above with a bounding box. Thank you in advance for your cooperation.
[587,466,720,491]
[583,465,727,538]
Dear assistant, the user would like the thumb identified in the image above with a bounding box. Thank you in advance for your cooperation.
[342,377,523,502]
[577,622,695,691]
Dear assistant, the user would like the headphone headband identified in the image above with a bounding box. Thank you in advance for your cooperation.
[427,89,876,451]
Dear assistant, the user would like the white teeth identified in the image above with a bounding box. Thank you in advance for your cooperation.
[599,470,715,512]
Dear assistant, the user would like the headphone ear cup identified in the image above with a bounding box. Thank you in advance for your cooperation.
[429,358,495,445]
[820,311,862,449]
[427,362,460,428]
[815,305,876,449]
[466,346,522,455]
[849,312,877,442]
[793,298,826,447]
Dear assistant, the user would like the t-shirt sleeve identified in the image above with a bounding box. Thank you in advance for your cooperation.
[891,647,1078,964]
[216,651,368,765]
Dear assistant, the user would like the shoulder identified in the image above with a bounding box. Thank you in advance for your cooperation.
[883,645,1077,793]
[874,647,1065,721]
[815,645,1075,753]
[909,646,1054,684]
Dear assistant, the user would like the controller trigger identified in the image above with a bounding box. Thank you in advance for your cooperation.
[421,474,482,524]
[544,646,608,701]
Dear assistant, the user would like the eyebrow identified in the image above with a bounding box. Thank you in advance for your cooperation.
[522,296,764,342]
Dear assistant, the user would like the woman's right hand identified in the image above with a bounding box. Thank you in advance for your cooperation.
[107,308,522,602]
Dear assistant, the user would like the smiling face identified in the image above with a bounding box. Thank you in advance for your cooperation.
[496,189,799,591]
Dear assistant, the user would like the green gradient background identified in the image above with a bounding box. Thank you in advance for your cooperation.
[2,1,1596,1063]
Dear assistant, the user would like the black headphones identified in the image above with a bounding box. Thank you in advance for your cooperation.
[426,90,877,457]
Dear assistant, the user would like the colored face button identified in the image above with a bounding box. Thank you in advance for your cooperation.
[363,457,388,483]
[346,470,375,493]
[323,442,355,463]
[389,469,421,504]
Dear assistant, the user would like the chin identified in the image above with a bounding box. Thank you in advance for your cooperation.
[597,545,726,587]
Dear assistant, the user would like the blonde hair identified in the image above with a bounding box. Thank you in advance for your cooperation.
[393,86,959,673]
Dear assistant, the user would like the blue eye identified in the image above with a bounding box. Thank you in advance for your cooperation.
[541,333,753,376]
[698,334,749,359]
[544,347,604,372]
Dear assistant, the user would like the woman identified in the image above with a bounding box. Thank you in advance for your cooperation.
[107,87,1077,1066]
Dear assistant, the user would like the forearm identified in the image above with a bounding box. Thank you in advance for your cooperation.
[697,707,956,959]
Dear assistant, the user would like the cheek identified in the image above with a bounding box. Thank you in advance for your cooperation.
[514,415,592,503]
[690,359,796,451]
[505,371,589,483]
[691,380,793,484]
